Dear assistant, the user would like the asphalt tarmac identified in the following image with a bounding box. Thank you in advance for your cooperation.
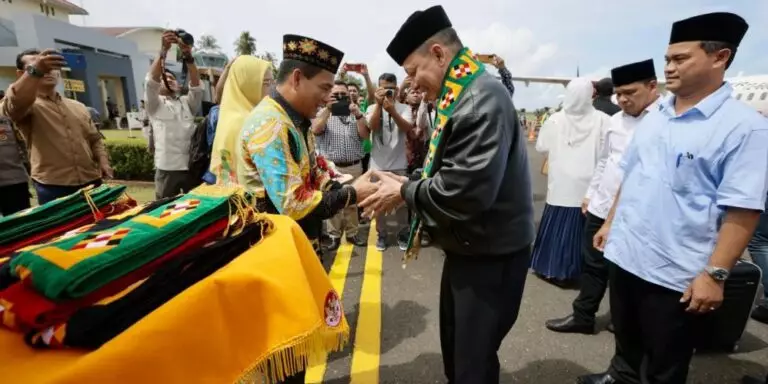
[306,143,768,384]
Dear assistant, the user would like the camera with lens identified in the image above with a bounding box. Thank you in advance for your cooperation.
[385,89,395,98]
[174,29,195,47]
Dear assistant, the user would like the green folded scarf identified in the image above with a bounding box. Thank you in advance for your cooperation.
[0,185,128,245]
[10,185,242,300]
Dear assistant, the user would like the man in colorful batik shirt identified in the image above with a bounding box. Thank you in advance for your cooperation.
[237,35,378,268]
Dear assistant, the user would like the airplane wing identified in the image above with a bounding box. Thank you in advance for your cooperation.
[509,76,573,87]
[504,75,668,93]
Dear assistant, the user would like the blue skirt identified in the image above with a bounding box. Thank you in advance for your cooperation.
[530,204,585,281]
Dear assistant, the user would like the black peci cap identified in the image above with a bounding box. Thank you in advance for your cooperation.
[386,5,453,66]
[611,59,656,88]
[669,12,748,46]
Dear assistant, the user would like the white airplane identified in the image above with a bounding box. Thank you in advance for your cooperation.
[508,74,768,115]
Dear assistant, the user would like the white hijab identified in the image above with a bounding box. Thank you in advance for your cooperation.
[562,77,602,146]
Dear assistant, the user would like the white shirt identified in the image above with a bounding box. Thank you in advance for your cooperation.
[366,102,411,171]
[144,75,203,171]
[536,111,612,207]
[585,100,658,219]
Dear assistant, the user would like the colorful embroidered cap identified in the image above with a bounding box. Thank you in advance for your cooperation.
[387,5,453,66]
[283,34,344,74]
[611,59,656,88]
[669,12,748,46]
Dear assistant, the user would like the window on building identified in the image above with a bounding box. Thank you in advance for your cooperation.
[735,93,742,100]
[747,93,755,101]
[760,92,767,101]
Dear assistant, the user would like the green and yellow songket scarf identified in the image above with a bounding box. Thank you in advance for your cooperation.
[404,47,485,266]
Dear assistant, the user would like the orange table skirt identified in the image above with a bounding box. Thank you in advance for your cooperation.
[0,215,348,383]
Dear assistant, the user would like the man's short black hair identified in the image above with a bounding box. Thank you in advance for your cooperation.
[378,73,397,84]
[16,48,41,70]
[276,59,324,84]
[333,79,348,87]
[347,83,361,91]
[700,40,737,69]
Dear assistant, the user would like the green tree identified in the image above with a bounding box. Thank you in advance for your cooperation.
[234,31,257,56]
[257,51,279,77]
[197,34,220,51]
[338,73,368,100]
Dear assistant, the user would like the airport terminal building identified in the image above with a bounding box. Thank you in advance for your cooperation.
[0,0,148,119]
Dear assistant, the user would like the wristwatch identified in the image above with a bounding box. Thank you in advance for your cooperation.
[704,266,730,282]
[25,65,44,78]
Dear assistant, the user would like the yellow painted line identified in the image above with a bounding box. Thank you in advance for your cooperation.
[305,237,354,384]
[350,221,382,384]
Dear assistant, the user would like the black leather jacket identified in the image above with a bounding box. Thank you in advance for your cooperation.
[400,72,534,257]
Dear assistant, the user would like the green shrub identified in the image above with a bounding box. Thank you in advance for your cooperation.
[106,141,155,181]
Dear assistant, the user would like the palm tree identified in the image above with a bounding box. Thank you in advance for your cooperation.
[197,34,220,51]
[257,51,279,77]
[234,31,257,56]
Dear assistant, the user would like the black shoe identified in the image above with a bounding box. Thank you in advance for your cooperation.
[751,305,768,324]
[327,237,341,251]
[346,234,367,247]
[741,375,767,384]
[545,314,594,335]
[606,322,615,333]
[577,373,618,384]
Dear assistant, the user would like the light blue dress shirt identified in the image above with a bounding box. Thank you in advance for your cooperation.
[604,83,768,293]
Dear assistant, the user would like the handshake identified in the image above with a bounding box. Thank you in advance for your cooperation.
[350,170,408,219]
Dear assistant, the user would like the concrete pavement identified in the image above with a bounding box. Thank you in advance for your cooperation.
[307,143,768,384]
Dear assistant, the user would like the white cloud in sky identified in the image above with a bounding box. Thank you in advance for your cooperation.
[71,0,765,109]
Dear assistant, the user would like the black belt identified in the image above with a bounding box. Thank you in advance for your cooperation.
[333,159,361,168]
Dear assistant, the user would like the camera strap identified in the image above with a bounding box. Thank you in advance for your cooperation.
[160,50,190,97]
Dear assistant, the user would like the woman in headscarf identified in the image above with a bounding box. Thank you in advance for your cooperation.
[531,77,612,285]
[208,56,274,185]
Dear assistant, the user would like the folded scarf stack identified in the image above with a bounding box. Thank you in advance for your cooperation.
[26,217,271,349]
[9,185,241,300]
[0,185,130,246]
[0,197,181,331]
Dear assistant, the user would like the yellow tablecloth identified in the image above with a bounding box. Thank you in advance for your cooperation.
[0,215,348,383]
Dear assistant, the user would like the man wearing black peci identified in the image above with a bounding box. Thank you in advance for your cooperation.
[546,59,660,335]
[582,12,768,384]
[359,5,534,383]
[237,35,379,263]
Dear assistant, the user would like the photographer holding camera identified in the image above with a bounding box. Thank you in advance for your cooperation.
[311,80,368,249]
[145,29,203,199]
[363,73,412,251]
[1,48,112,205]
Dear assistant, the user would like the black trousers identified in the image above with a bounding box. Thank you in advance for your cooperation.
[0,182,31,216]
[440,245,531,384]
[361,153,371,173]
[608,263,696,384]
[280,371,306,384]
[572,212,608,323]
